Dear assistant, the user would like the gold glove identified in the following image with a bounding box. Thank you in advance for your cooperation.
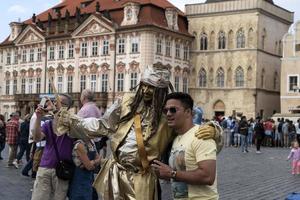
[195,122,224,154]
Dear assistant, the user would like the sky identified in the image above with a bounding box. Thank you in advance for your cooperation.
[0,0,299,42]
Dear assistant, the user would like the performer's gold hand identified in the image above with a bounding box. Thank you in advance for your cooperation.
[195,125,215,140]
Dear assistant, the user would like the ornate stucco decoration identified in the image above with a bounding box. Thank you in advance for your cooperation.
[165,7,179,31]
[121,2,140,26]
[81,21,110,36]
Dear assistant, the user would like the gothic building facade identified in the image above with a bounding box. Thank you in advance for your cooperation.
[0,0,193,118]
[186,0,293,119]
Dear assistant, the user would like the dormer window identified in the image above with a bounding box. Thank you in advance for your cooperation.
[121,2,140,26]
[81,0,93,8]
[165,8,179,31]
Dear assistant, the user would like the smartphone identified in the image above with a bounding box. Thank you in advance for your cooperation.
[39,97,48,110]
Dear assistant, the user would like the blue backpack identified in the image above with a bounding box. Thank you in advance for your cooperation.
[286,193,300,200]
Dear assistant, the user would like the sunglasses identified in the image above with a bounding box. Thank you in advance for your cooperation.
[163,107,179,114]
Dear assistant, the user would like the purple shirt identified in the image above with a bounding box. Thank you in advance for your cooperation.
[77,102,102,118]
[288,148,300,161]
[40,120,74,168]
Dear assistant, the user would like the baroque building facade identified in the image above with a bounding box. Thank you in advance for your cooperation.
[186,0,293,119]
[281,21,300,114]
[0,0,193,119]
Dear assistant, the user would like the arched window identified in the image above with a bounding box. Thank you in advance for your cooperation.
[200,32,208,50]
[209,31,215,50]
[236,29,245,48]
[248,28,254,48]
[235,66,244,87]
[199,68,207,87]
[218,31,226,49]
[216,67,225,87]
[279,40,282,55]
[228,30,234,49]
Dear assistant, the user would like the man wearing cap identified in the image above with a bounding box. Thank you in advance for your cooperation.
[56,65,222,200]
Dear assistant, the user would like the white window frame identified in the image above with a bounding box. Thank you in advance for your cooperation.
[13,79,17,94]
[13,50,18,64]
[37,48,42,61]
[21,78,26,94]
[36,77,41,93]
[183,46,189,60]
[165,40,171,57]
[102,40,109,55]
[287,74,299,93]
[81,42,88,57]
[117,73,124,92]
[58,45,64,59]
[130,72,138,90]
[28,78,33,94]
[57,76,63,93]
[131,37,139,53]
[90,74,97,91]
[80,75,86,92]
[156,38,162,54]
[183,77,188,93]
[68,43,74,58]
[67,75,73,93]
[174,76,180,91]
[91,41,98,56]
[29,49,34,62]
[5,80,10,95]
[101,73,108,92]
[6,51,11,65]
[175,43,181,59]
[117,38,125,54]
[49,46,55,60]
[22,49,27,62]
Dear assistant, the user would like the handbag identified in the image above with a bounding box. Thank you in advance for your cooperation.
[50,121,74,180]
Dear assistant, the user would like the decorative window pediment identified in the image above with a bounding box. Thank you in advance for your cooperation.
[15,27,44,45]
[121,2,140,26]
[165,8,178,31]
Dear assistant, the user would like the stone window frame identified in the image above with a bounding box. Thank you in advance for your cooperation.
[287,74,299,92]
[102,40,109,56]
[6,51,11,65]
[117,38,126,54]
[101,73,108,92]
[165,39,171,57]
[21,78,26,94]
[36,77,41,94]
[29,49,35,62]
[5,80,10,95]
[28,77,33,94]
[156,37,162,55]
[218,31,226,49]
[91,41,99,57]
[216,67,225,87]
[236,29,245,49]
[37,48,42,61]
[90,74,97,92]
[13,79,17,94]
[200,32,208,50]
[57,75,63,93]
[68,43,74,58]
[131,36,139,54]
[80,74,86,92]
[49,46,55,60]
[199,68,207,87]
[117,72,124,92]
[80,42,88,57]
[58,45,65,59]
[235,66,244,87]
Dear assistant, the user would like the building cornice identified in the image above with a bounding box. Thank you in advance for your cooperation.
[186,0,293,25]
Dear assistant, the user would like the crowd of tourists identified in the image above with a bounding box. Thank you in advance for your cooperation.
[219,116,300,153]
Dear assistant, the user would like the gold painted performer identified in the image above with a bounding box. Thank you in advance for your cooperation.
[55,65,223,200]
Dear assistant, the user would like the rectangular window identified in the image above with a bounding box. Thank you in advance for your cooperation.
[37,48,42,61]
[28,78,33,94]
[130,72,138,90]
[156,38,162,54]
[5,80,10,95]
[289,76,298,91]
[29,49,34,62]
[183,77,188,93]
[81,42,88,57]
[183,46,189,60]
[165,40,171,57]
[49,46,55,60]
[6,52,11,65]
[117,73,124,92]
[13,51,18,64]
[48,77,54,93]
[101,74,108,92]
[118,38,125,54]
[22,49,27,62]
[131,37,139,53]
[91,41,98,56]
[174,76,180,92]
[13,79,17,94]
[57,76,63,93]
[36,77,41,93]
[68,43,74,58]
[102,40,109,55]
[67,75,73,93]
[80,75,86,92]
[175,43,181,59]
[58,45,64,59]
[90,74,97,91]
[21,78,26,94]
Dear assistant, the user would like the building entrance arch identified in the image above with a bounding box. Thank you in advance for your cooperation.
[213,100,225,118]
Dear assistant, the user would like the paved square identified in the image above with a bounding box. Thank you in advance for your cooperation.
[0,147,299,199]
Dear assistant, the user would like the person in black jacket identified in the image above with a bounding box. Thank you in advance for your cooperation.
[254,117,265,154]
[16,114,31,164]
[0,114,6,160]
[239,116,249,153]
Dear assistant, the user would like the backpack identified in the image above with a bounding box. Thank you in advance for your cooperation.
[286,192,300,200]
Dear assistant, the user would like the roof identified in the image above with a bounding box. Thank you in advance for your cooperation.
[205,0,274,4]
[1,0,190,45]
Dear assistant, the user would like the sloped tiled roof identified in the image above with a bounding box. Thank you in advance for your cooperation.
[1,0,191,45]
[205,0,273,4]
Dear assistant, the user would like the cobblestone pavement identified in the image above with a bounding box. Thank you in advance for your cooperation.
[1,146,300,200]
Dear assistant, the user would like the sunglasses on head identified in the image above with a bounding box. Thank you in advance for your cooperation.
[163,107,178,114]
